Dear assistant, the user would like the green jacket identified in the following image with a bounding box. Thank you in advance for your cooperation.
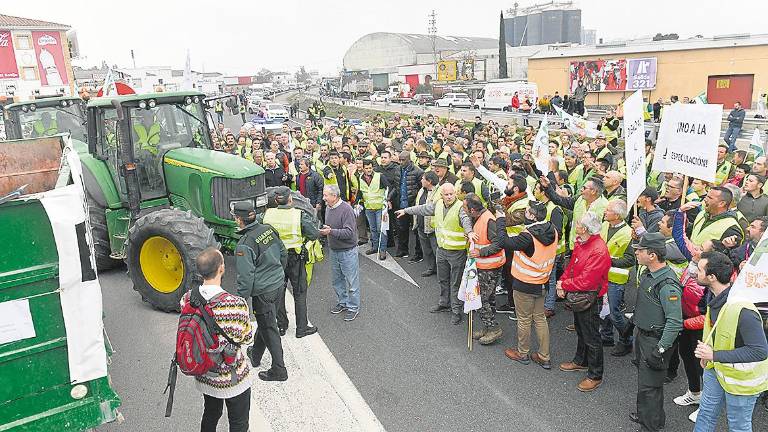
[235,221,287,298]
[634,265,683,350]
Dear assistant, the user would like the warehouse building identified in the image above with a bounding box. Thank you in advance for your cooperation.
[527,33,768,108]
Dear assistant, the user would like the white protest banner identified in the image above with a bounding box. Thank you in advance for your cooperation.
[532,114,550,175]
[623,90,646,205]
[652,103,722,182]
[728,229,768,304]
[458,255,482,313]
[554,105,599,138]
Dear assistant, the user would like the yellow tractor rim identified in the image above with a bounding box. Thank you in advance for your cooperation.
[139,236,184,293]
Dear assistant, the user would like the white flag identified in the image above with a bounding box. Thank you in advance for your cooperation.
[554,105,599,138]
[102,67,114,96]
[458,256,482,313]
[728,229,768,304]
[531,114,550,175]
[750,128,765,157]
[182,49,193,91]
[623,90,646,205]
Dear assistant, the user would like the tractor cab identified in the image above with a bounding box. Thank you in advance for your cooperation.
[3,96,86,144]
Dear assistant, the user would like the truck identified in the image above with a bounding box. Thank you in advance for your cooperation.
[340,71,373,97]
[472,81,538,111]
[3,91,268,312]
[388,83,413,104]
[0,135,121,430]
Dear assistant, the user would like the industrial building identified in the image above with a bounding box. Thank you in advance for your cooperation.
[503,1,582,47]
[527,33,768,108]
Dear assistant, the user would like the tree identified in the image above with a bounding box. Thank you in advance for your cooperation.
[652,33,679,41]
[255,68,273,84]
[498,11,508,79]
[295,66,311,84]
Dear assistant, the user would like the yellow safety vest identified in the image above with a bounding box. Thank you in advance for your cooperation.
[545,201,567,254]
[567,165,584,187]
[263,207,303,252]
[570,196,608,250]
[600,221,632,284]
[134,123,161,155]
[715,161,732,185]
[690,212,741,246]
[359,173,385,210]
[33,119,58,136]
[455,177,485,205]
[600,121,618,142]
[703,301,768,396]
[506,197,530,236]
[432,200,467,250]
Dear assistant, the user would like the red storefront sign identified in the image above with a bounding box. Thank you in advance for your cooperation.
[32,31,68,85]
[0,31,19,79]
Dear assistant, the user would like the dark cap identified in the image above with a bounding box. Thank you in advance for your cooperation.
[639,186,659,201]
[632,232,666,250]
[273,186,291,204]
[431,158,449,168]
[231,200,255,218]
[417,151,431,159]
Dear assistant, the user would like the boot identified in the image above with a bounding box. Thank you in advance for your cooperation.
[472,327,488,340]
[479,326,503,345]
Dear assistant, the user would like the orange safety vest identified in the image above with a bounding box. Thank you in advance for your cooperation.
[472,210,506,270]
[510,228,558,284]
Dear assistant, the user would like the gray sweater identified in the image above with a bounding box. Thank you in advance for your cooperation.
[325,200,358,251]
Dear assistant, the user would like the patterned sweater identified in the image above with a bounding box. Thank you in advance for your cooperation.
[180,284,254,399]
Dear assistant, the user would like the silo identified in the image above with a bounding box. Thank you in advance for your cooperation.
[541,10,564,44]
[563,9,582,44]
[526,12,542,46]
[504,17,515,44]
[512,15,527,47]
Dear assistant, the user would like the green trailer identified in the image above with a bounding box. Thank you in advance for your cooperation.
[0,136,121,431]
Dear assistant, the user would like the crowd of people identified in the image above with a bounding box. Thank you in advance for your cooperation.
[192,96,768,432]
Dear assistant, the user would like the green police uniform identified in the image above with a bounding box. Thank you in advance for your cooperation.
[632,255,683,432]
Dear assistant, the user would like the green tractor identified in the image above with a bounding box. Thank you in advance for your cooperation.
[8,91,267,312]
[3,95,87,143]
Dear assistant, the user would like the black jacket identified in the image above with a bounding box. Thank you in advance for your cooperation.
[494,218,558,295]
[297,170,324,207]
[377,162,401,205]
[264,164,288,188]
[400,162,424,206]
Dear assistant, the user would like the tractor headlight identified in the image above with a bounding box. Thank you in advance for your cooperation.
[148,99,156,108]
[255,195,268,208]
[193,96,200,104]
[184,96,192,105]
[138,100,147,109]
[61,100,68,107]
[29,104,36,111]
[21,105,28,112]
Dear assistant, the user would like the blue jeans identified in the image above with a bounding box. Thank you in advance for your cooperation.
[365,209,387,252]
[329,248,360,312]
[694,368,759,432]
[599,282,631,346]
[544,256,561,311]
[724,125,741,151]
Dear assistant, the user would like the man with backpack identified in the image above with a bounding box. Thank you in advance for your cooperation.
[179,247,254,432]
[233,200,289,382]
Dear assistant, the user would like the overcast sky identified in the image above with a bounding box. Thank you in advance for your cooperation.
[4,1,764,76]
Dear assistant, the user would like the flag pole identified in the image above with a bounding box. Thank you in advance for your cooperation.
[468,310,473,351]
[379,187,388,254]
[680,176,689,206]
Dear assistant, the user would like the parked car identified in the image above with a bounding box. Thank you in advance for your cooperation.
[411,93,435,105]
[434,93,472,108]
[369,91,388,102]
[261,103,289,120]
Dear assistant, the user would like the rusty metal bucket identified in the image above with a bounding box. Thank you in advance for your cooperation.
[0,136,63,197]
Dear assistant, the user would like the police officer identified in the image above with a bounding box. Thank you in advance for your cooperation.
[629,232,683,431]
[260,187,320,338]
[232,200,288,382]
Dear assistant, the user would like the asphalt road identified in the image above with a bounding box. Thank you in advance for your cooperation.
[95,110,766,431]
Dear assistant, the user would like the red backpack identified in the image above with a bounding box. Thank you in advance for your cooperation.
[164,287,239,417]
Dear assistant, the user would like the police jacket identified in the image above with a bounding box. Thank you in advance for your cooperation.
[235,221,287,298]
[634,265,683,350]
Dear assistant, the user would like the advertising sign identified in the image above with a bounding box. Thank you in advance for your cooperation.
[32,31,68,86]
[437,60,457,81]
[569,57,656,92]
[458,59,474,81]
[652,103,723,182]
[622,90,646,205]
[0,31,19,79]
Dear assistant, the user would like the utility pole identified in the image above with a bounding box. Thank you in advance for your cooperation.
[428,10,437,82]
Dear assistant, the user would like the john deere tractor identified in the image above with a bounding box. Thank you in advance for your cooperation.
[3,95,87,143]
[6,91,267,311]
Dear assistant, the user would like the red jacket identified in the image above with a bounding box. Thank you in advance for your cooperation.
[511,95,520,109]
[560,234,611,297]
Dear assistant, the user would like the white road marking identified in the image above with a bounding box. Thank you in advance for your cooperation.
[359,251,419,287]
[249,290,385,432]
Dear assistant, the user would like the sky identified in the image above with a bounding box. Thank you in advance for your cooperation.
[4,1,764,76]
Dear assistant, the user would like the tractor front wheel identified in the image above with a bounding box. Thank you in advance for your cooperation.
[126,209,217,312]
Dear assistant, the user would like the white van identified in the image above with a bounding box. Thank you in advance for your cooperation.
[435,93,472,108]
[473,81,538,110]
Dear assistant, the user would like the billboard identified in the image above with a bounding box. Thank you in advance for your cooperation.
[458,59,475,81]
[437,60,457,81]
[569,57,656,92]
[0,31,19,79]
[32,31,68,86]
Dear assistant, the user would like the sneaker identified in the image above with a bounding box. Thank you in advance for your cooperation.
[496,304,515,314]
[507,310,518,321]
[258,368,288,382]
[378,251,387,261]
[688,408,699,423]
[344,310,359,321]
[331,304,348,314]
[674,391,701,406]
[408,256,424,263]
[364,248,377,255]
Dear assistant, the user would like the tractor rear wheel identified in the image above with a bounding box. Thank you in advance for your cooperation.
[85,188,121,271]
[126,209,217,312]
